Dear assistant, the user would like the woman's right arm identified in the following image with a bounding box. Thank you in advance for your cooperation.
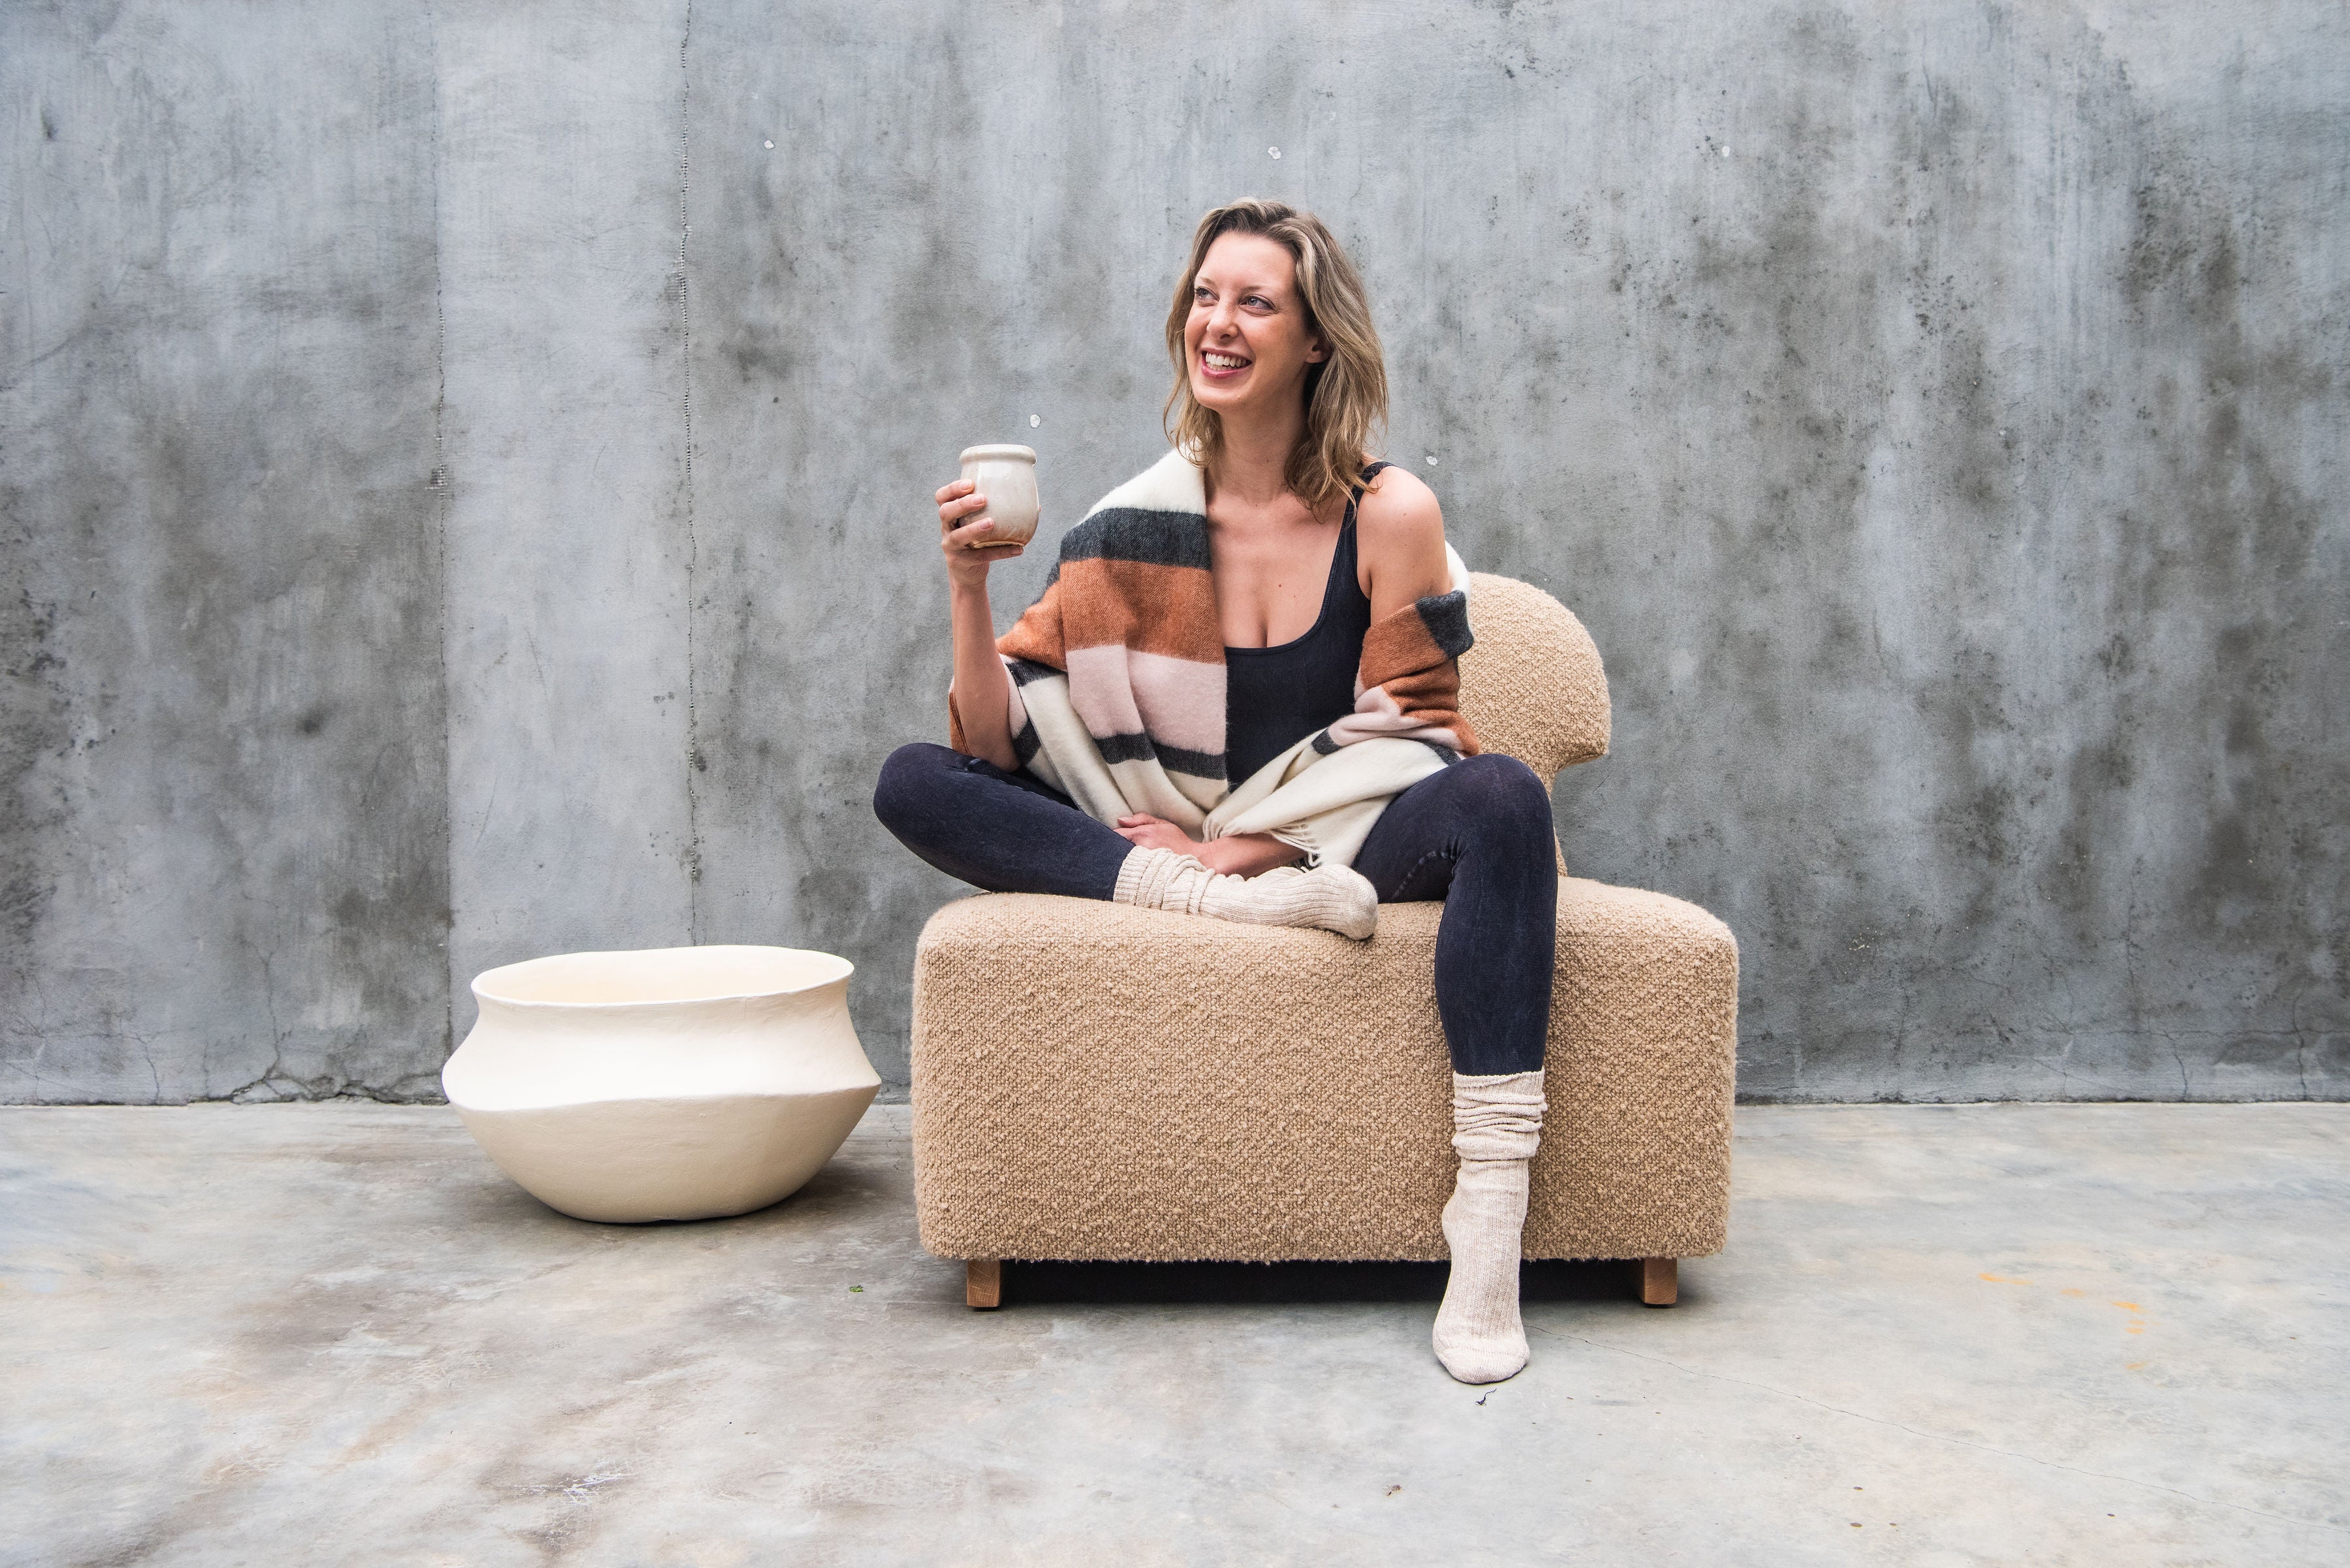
[937,478,1022,770]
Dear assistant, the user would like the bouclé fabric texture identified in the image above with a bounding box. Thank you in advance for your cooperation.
[948,450,1482,868]
[911,576,1739,1266]
[912,877,1736,1262]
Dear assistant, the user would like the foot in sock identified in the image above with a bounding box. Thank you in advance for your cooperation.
[1432,1069,1545,1384]
[1432,1157,1531,1382]
[1112,847,1377,939]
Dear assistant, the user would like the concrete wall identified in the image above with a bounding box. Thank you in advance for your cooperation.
[5,1,2343,1103]
[3,2,450,1101]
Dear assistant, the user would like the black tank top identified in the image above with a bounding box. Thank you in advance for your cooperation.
[1223,463,1390,785]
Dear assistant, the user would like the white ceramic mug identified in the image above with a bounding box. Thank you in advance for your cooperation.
[958,444,1040,549]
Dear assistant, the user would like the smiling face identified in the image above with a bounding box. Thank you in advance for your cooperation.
[1183,232,1328,425]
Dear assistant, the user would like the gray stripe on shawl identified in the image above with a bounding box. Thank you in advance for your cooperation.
[1007,658,1059,687]
[1012,717,1042,766]
[1317,729,1458,762]
[1058,508,1214,571]
[1154,741,1227,781]
[1415,589,1475,659]
[1095,731,1227,781]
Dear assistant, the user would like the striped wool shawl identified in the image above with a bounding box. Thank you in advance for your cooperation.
[948,450,1482,869]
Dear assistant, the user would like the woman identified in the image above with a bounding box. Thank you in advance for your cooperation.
[875,199,1557,1384]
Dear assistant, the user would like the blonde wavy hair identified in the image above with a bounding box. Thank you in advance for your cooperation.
[1163,198,1388,514]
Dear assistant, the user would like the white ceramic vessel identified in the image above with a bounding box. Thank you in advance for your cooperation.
[958,443,1040,547]
[443,945,881,1223]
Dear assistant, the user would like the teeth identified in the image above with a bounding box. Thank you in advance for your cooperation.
[1204,353,1247,369]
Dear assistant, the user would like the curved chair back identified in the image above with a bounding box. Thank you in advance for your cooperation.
[1457,574,1611,782]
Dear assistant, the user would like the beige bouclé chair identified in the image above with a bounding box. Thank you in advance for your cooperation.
[909,574,1739,1308]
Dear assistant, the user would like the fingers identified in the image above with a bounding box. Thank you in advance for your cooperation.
[933,478,976,505]
[944,518,999,547]
[937,488,989,532]
[1113,816,1202,857]
[945,524,1027,570]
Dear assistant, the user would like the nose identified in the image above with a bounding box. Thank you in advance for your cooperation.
[1204,295,1241,339]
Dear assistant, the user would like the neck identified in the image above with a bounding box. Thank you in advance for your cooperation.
[1207,398,1309,507]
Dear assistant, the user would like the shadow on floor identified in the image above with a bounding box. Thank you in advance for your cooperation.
[1001,1257,1642,1307]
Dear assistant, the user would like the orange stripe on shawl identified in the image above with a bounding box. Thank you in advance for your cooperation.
[1357,597,1480,754]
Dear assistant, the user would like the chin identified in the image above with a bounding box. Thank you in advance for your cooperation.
[1189,379,1247,415]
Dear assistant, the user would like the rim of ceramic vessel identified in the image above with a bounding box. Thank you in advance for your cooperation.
[472,945,853,1009]
[958,443,1036,465]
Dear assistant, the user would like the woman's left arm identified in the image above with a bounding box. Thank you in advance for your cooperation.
[1354,466,1453,616]
[1115,813,1302,876]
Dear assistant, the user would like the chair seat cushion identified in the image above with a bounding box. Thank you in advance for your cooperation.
[910,876,1738,1263]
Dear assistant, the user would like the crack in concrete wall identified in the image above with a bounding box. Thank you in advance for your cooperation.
[3,0,454,1104]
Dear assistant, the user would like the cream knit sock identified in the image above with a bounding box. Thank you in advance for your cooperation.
[1432,1069,1546,1385]
[1110,847,1378,939]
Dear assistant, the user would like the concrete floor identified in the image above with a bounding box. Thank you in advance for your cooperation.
[3,1105,2344,1567]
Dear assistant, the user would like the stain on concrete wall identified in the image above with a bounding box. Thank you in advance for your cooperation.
[2,3,451,1101]
[5,1,2343,1101]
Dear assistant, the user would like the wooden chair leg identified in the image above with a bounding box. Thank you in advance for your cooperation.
[966,1258,1002,1309]
[1638,1257,1678,1306]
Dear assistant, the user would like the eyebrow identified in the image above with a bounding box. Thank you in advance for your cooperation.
[1195,274,1285,298]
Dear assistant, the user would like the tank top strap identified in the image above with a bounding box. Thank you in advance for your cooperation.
[1334,461,1392,604]
[1343,460,1396,525]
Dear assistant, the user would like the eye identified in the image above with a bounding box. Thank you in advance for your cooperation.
[1193,286,1214,304]
[1244,294,1274,311]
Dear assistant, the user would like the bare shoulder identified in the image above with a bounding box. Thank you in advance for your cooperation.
[1356,463,1445,541]
[1354,463,1449,609]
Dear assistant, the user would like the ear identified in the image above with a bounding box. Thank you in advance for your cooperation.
[1304,336,1330,364]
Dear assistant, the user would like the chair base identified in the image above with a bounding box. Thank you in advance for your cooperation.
[913,882,1738,1266]
[966,1257,1002,1309]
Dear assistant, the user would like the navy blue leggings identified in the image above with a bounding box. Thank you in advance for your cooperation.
[873,744,1555,1074]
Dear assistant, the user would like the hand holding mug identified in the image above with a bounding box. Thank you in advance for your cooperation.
[936,478,1018,587]
[936,444,1040,588]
